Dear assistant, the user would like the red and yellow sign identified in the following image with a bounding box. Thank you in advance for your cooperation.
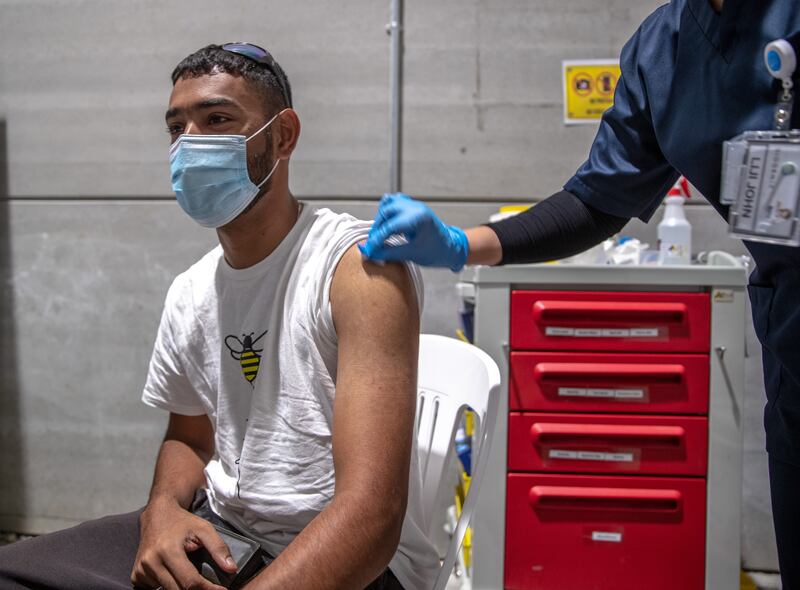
[562,60,621,124]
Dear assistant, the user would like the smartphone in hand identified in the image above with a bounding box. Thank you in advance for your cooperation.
[189,524,271,590]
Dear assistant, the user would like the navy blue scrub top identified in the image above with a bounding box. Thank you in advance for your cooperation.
[564,0,800,463]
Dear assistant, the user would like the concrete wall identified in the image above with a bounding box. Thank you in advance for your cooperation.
[0,0,778,572]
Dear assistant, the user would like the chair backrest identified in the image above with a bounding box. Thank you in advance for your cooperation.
[416,334,501,590]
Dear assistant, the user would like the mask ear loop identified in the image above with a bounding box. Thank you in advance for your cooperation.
[246,108,289,142]
[248,108,289,188]
[255,157,282,189]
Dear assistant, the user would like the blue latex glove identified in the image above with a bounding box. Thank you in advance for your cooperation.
[359,193,469,272]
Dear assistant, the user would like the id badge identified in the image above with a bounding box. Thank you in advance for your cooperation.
[721,130,800,246]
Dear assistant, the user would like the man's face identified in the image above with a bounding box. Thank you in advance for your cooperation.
[165,72,275,191]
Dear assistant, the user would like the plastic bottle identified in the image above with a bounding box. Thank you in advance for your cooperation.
[658,178,692,265]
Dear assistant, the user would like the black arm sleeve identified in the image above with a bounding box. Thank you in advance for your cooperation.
[485,190,629,265]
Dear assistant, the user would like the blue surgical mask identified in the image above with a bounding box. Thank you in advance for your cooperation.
[169,110,284,228]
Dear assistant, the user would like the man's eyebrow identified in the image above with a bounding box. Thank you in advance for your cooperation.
[165,106,181,121]
[165,98,241,121]
[197,97,240,110]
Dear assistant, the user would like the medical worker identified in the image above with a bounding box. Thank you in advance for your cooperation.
[360,1,800,586]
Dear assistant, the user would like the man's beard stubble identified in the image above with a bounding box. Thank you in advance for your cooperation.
[238,140,274,219]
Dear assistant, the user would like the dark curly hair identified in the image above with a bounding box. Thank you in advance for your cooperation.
[171,44,292,114]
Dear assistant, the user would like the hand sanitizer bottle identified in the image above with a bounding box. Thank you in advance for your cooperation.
[658,177,692,265]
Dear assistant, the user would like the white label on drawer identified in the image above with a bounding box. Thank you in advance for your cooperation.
[614,388,645,399]
[548,449,580,460]
[604,452,635,462]
[545,327,574,336]
[558,387,645,400]
[586,388,616,398]
[558,387,587,397]
[602,328,630,337]
[575,451,607,461]
[629,327,659,337]
[575,328,603,337]
[548,449,635,462]
[545,326,659,338]
[591,531,622,543]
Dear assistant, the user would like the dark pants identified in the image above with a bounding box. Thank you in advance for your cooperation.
[0,492,404,590]
[770,455,800,589]
[750,276,800,590]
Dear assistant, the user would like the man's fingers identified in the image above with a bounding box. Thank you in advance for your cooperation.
[164,552,226,590]
[194,526,238,573]
[141,559,180,590]
[131,564,160,589]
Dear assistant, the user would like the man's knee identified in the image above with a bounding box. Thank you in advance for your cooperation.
[0,510,143,590]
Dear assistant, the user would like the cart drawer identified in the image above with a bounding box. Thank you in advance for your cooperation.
[504,473,706,590]
[508,413,708,476]
[509,352,710,414]
[510,291,710,352]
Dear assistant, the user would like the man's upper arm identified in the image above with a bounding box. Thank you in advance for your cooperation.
[329,246,420,506]
[164,412,215,460]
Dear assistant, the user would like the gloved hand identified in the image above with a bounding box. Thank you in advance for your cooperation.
[358,193,469,271]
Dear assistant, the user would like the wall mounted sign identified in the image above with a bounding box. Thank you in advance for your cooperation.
[562,60,621,125]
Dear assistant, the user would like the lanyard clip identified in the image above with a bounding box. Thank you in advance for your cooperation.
[775,80,794,131]
[765,39,797,130]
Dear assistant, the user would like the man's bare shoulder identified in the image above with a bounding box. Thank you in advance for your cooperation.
[330,244,419,324]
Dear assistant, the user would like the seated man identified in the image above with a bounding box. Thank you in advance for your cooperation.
[0,44,438,590]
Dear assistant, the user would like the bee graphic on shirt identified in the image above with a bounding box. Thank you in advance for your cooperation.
[224,329,268,385]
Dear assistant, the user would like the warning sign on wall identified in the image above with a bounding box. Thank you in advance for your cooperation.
[562,60,621,125]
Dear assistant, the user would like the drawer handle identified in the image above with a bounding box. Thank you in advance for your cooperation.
[532,300,687,323]
[534,362,685,384]
[530,423,686,447]
[529,485,682,512]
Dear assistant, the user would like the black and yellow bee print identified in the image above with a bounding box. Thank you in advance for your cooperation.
[224,329,268,385]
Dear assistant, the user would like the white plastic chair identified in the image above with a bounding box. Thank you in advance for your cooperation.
[416,334,501,590]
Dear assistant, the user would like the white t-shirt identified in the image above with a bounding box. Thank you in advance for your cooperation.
[142,205,439,590]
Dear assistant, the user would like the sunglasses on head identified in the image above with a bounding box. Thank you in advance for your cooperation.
[221,42,292,108]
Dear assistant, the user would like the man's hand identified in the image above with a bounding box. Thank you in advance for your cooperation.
[133,413,229,590]
[131,497,236,590]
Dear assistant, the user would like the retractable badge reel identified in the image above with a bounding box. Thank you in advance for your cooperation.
[720,37,800,246]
